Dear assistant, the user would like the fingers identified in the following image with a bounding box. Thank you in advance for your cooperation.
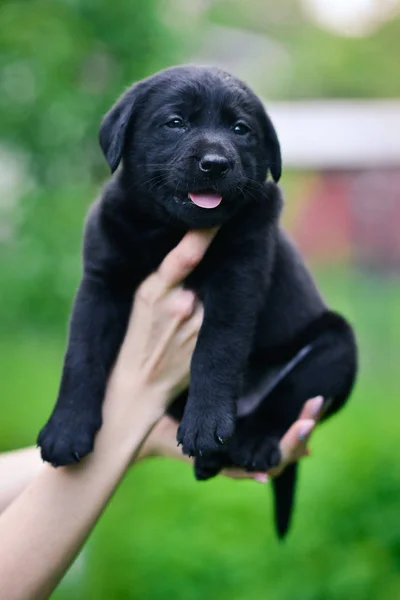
[136,275,196,312]
[278,419,315,465]
[221,467,269,482]
[159,288,198,322]
[158,228,218,288]
[267,395,324,478]
[298,395,324,421]
[177,303,204,344]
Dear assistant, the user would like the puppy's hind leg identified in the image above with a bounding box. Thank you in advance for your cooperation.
[230,311,357,537]
[194,452,233,481]
[280,312,357,426]
[270,313,357,538]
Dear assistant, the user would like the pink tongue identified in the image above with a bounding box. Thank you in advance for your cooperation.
[189,193,222,209]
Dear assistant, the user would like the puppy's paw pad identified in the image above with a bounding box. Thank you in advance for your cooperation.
[37,413,102,467]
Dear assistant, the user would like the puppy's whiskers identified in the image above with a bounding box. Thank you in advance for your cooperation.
[236,184,257,204]
[140,174,165,190]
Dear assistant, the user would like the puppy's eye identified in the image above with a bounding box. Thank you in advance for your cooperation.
[165,117,185,129]
[232,121,251,135]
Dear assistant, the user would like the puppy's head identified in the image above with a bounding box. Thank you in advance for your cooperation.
[100,65,281,227]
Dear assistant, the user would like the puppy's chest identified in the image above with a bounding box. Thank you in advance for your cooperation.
[184,267,210,300]
[126,215,265,299]
[120,227,184,281]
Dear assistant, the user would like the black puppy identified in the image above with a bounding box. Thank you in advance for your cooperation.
[38,65,357,537]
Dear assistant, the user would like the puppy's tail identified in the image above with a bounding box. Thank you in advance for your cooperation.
[271,462,298,539]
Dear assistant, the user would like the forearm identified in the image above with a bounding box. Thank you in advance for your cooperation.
[0,447,44,514]
[0,418,170,515]
[0,381,163,600]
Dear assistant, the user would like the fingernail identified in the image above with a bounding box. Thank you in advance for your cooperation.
[299,420,315,440]
[254,473,269,483]
[311,396,324,416]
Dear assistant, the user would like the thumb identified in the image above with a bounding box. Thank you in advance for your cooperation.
[158,228,218,288]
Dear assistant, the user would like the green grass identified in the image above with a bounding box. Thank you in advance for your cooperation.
[0,268,399,599]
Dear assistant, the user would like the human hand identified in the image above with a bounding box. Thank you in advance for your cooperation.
[137,396,325,481]
[106,229,217,422]
[265,395,324,479]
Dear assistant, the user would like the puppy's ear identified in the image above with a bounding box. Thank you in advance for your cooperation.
[99,82,145,173]
[262,112,282,183]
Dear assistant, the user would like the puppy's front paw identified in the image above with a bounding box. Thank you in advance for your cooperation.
[177,407,235,457]
[37,410,102,467]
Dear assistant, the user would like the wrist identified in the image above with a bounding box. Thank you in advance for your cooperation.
[101,376,167,458]
[134,415,185,464]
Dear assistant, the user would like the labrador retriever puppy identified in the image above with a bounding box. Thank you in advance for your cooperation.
[38,65,357,537]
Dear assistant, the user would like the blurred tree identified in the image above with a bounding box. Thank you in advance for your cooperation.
[0,0,189,330]
[206,0,400,99]
[0,0,185,184]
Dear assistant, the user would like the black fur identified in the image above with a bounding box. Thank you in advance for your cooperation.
[37,65,357,536]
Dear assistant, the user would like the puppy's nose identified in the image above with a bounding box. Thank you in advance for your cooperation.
[199,154,230,179]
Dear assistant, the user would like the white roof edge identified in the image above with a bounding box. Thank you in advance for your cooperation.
[263,99,400,169]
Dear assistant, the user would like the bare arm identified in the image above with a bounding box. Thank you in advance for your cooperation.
[0,385,162,600]
[0,228,215,600]
[0,448,44,514]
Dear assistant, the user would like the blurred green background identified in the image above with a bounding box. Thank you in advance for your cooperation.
[1,1,400,598]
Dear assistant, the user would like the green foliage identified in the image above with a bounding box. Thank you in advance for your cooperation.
[0,0,183,182]
[207,0,400,99]
[0,0,187,330]
[279,18,400,99]
[0,183,91,330]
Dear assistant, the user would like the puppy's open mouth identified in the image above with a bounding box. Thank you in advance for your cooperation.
[188,192,222,209]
